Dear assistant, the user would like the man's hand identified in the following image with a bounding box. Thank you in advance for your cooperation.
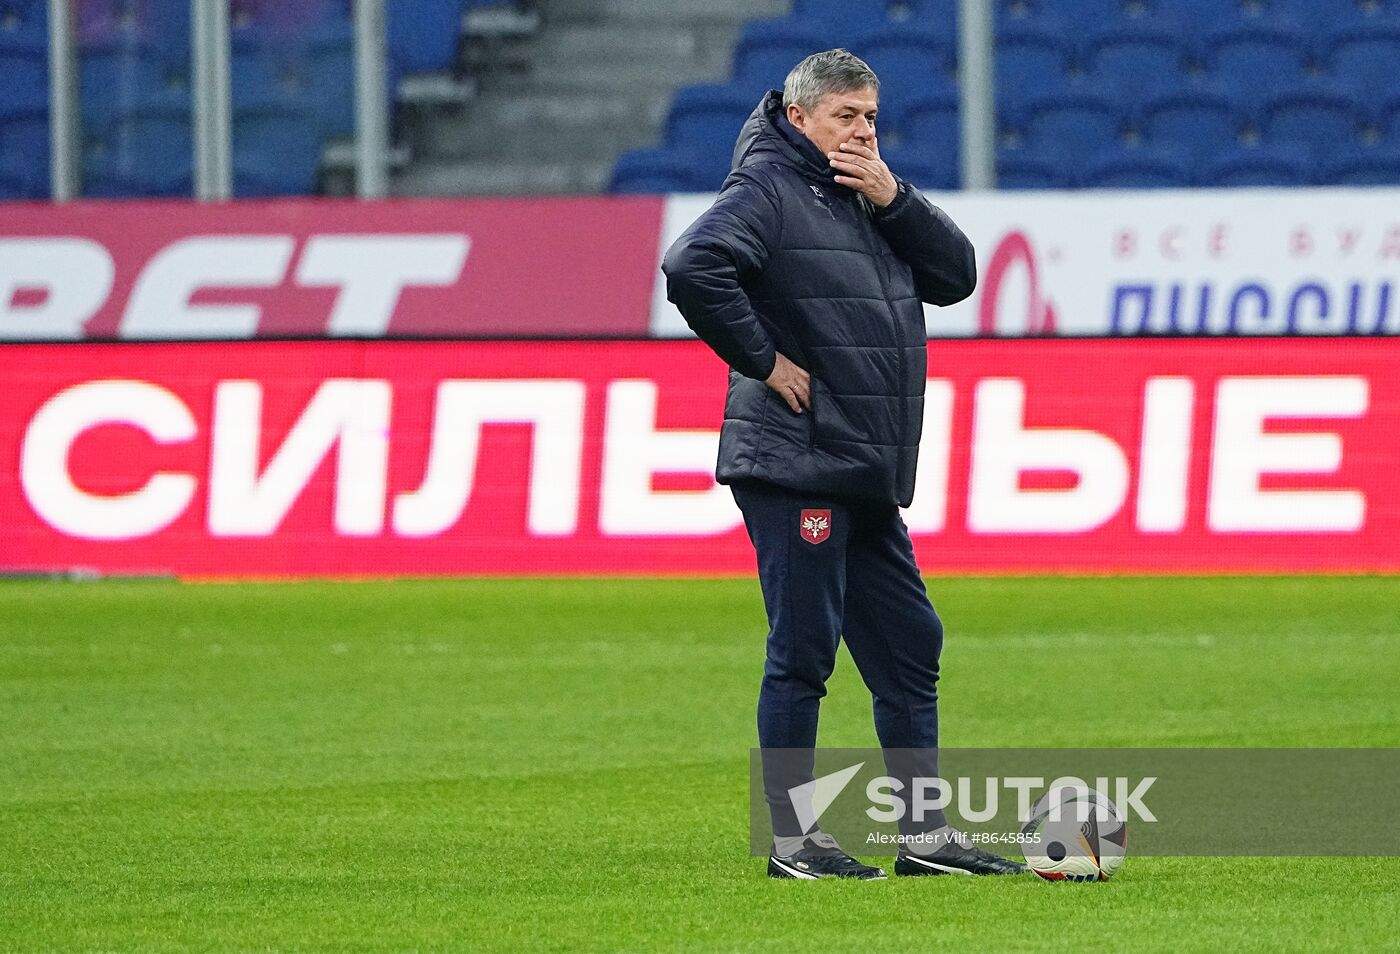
[828,140,898,208]
[765,352,811,414]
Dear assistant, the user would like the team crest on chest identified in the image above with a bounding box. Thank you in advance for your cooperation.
[800,509,832,544]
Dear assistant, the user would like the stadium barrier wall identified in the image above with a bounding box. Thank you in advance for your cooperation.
[2,190,1398,341]
[2,338,1397,578]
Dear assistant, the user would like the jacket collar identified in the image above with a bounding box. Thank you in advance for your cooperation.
[731,90,839,185]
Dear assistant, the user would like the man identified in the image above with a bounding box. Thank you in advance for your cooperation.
[663,50,1026,880]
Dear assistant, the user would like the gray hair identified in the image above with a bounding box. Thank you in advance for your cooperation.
[782,49,880,112]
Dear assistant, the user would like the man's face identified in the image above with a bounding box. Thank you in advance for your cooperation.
[786,86,879,161]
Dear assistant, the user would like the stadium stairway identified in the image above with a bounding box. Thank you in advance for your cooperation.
[391,0,789,197]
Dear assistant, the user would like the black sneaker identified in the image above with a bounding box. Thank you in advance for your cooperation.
[895,839,1030,877]
[767,833,887,880]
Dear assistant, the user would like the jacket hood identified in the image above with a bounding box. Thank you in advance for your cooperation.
[730,90,837,184]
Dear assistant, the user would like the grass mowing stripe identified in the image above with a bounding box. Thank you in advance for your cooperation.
[0,577,1396,951]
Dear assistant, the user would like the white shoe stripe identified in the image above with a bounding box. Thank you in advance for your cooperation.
[901,853,976,876]
[769,856,820,880]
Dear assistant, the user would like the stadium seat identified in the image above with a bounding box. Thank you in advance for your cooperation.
[898,91,960,174]
[1055,0,1155,34]
[898,0,959,34]
[1,3,48,113]
[1142,88,1244,153]
[1170,0,1269,31]
[387,0,464,72]
[0,46,47,116]
[1278,0,1400,32]
[665,85,755,170]
[1325,27,1400,98]
[84,105,193,197]
[80,43,189,127]
[1317,145,1400,184]
[1082,144,1192,187]
[1262,84,1368,150]
[851,27,952,103]
[304,20,358,135]
[1197,142,1313,186]
[731,19,831,90]
[609,148,721,194]
[1085,24,1189,101]
[0,109,48,194]
[232,50,309,111]
[1384,95,1400,144]
[0,169,28,199]
[792,0,892,27]
[1022,91,1124,163]
[233,105,323,196]
[1204,24,1311,107]
[882,144,958,190]
[997,149,1072,189]
[141,0,193,60]
[995,23,1074,109]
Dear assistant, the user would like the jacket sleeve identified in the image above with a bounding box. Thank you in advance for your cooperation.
[872,180,978,307]
[662,173,783,381]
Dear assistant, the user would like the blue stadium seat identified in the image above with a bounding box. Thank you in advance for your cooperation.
[304,20,358,135]
[1056,0,1155,34]
[851,27,952,103]
[995,23,1074,109]
[731,19,830,89]
[1142,88,1244,152]
[1204,24,1311,107]
[793,0,892,27]
[1325,27,1400,98]
[84,106,193,197]
[387,0,463,72]
[232,50,308,111]
[1262,84,1368,150]
[1085,24,1188,100]
[882,144,958,190]
[897,91,959,174]
[0,170,29,200]
[997,149,1072,189]
[1170,0,1269,31]
[1318,145,1400,184]
[1384,95,1400,144]
[1022,91,1124,163]
[80,43,189,128]
[665,85,755,169]
[1,3,48,113]
[1198,142,1313,186]
[1082,145,1192,187]
[0,109,48,195]
[0,47,47,116]
[898,0,959,34]
[1275,0,1400,33]
[233,105,323,196]
[142,0,193,60]
[610,148,720,194]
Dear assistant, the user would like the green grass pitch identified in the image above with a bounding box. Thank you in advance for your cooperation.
[2,575,1398,952]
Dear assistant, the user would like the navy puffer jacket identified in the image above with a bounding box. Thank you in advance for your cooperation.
[662,90,977,507]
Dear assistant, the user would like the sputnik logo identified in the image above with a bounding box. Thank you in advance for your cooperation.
[978,230,1058,336]
[789,762,865,834]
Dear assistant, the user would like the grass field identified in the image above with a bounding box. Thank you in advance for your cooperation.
[2,575,1398,952]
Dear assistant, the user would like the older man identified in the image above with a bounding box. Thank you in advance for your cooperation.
[664,50,1026,880]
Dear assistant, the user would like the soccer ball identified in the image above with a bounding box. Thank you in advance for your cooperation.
[1021,785,1127,882]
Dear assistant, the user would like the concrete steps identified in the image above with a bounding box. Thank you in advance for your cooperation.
[390,0,791,197]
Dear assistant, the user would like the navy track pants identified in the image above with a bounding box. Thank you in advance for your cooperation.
[731,479,946,838]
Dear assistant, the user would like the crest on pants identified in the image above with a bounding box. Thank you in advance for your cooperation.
[800,509,832,544]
